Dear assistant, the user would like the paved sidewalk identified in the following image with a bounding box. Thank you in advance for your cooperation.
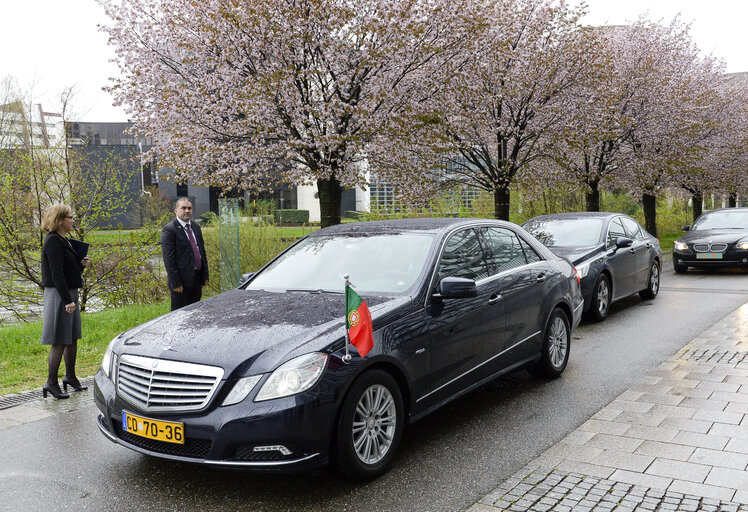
[468,301,748,512]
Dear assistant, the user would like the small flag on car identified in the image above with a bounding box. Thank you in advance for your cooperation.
[344,277,374,358]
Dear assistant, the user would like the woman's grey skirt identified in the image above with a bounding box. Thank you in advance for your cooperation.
[40,287,81,346]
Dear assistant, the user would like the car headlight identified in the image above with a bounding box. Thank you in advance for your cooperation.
[674,241,689,251]
[255,353,328,402]
[576,262,591,279]
[736,240,748,250]
[101,337,118,378]
[221,375,262,406]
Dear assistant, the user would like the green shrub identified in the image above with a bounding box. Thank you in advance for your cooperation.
[274,209,309,224]
[201,211,218,225]
[255,215,274,225]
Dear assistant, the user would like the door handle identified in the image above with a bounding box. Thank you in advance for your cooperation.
[536,273,547,283]
[488,294,502,305]
[629,247,636,254]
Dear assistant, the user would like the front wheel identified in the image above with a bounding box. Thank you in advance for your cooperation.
[529,308,570,379]
[639,261,660,299]
[334,370,404,480]
[673,262,688,274]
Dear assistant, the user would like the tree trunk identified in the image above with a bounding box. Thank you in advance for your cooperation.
[585,180,600,212]
[642,192,657,238]
[493,186,510,221]
[729,193,737,208]
[692,193,703,223]
[317,176,342,228]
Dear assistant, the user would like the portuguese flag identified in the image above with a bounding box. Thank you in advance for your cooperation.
[345,285,374,358]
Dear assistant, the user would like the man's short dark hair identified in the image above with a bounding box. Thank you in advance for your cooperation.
[175,197,192,208]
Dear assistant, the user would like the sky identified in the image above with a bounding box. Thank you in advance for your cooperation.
[1,0,747,122]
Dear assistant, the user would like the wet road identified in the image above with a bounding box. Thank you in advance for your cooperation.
[1,265,746,512]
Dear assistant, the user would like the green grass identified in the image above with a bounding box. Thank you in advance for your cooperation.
[658,231,682,253]
[0,301,169,395]
[84,229,145,244]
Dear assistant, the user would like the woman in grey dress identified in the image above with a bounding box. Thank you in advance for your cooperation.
[40,204,90,399]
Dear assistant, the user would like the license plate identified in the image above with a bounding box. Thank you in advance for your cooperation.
[122,412,184,444]
[696,253,723,260]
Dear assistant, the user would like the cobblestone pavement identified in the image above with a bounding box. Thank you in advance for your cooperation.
[468,302,748,512]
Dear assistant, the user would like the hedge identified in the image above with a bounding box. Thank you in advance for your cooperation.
[274,209,309,224]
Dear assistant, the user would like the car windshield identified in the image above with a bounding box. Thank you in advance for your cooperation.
[692,210,748,230]
[246,233,435,294]
[523,218,604,247]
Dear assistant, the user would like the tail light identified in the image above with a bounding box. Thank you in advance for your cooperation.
[573,266,581,286]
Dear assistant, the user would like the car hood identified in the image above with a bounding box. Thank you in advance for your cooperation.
[678,229,748,244]
[545,245,601,266]
[113,289,405,376]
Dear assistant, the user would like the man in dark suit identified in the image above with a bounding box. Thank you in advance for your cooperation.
[161,197,209,311]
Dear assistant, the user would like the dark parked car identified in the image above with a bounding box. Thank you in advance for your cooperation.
[673,208,748,273]
[94,218,583,479]
[522,212,662,322]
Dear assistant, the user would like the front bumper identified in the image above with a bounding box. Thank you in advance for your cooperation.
[93,369,337,472]
[673,248,748,269]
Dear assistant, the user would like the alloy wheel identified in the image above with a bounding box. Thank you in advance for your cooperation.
[547,316,568,369]
[596,280,610,317]
[352,384,397,465]
[650,263,660,294]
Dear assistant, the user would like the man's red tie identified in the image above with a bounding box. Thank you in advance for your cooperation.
[185,223,202,270]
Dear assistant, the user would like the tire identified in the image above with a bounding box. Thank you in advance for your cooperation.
[529,308,570,379]
[639,261,660,299]
[334,369,404,480]
[673,262,688,274]
[587,274,611,322]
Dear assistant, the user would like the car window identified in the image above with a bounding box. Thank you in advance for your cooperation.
[522,218,604,247]
[621,217,643,239]
[519,237,542,263]
[607,218,627,248]
[480,227,528,274]
[692,210,748,230]
[438,228,489,281]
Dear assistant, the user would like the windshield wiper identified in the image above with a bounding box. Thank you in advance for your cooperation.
[285,289,344,294]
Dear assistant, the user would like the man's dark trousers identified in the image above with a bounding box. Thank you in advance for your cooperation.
[169,272,203,310]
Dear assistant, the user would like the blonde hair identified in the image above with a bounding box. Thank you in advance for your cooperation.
[41,204,73,233]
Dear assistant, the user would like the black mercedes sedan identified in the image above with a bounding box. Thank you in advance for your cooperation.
[522,213,661,322]
[94,218,583,479]
[673,208,748,273]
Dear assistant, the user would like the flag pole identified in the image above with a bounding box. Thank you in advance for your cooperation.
[342,273,352,364]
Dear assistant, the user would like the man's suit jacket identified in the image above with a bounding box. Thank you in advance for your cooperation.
[161,219,209,290]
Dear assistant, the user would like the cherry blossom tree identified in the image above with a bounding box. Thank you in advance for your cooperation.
[398,0,599,220]
[99,0,471,227]
[545,26,635,212]
[620,20,726,236]
[696,74,748,213]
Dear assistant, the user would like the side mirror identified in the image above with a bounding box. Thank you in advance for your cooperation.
[239,272,255,286]
[433,277,478,300]
[682,225,691,231]
[615,237,633,249]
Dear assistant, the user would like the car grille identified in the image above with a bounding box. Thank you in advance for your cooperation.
[693,243,728,252]
[117,354,224,412]
[113,420,212,459]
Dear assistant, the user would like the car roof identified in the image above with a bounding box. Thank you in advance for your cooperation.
[699,207,748,215]
[524,212,623,222]
[309,218,516,237]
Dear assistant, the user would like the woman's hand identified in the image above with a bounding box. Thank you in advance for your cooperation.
[65,302,76,314]
[81,256,90,268]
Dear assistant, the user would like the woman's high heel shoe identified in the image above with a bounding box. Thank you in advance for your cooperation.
[62,375,88,392]
[42,383,70,399]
